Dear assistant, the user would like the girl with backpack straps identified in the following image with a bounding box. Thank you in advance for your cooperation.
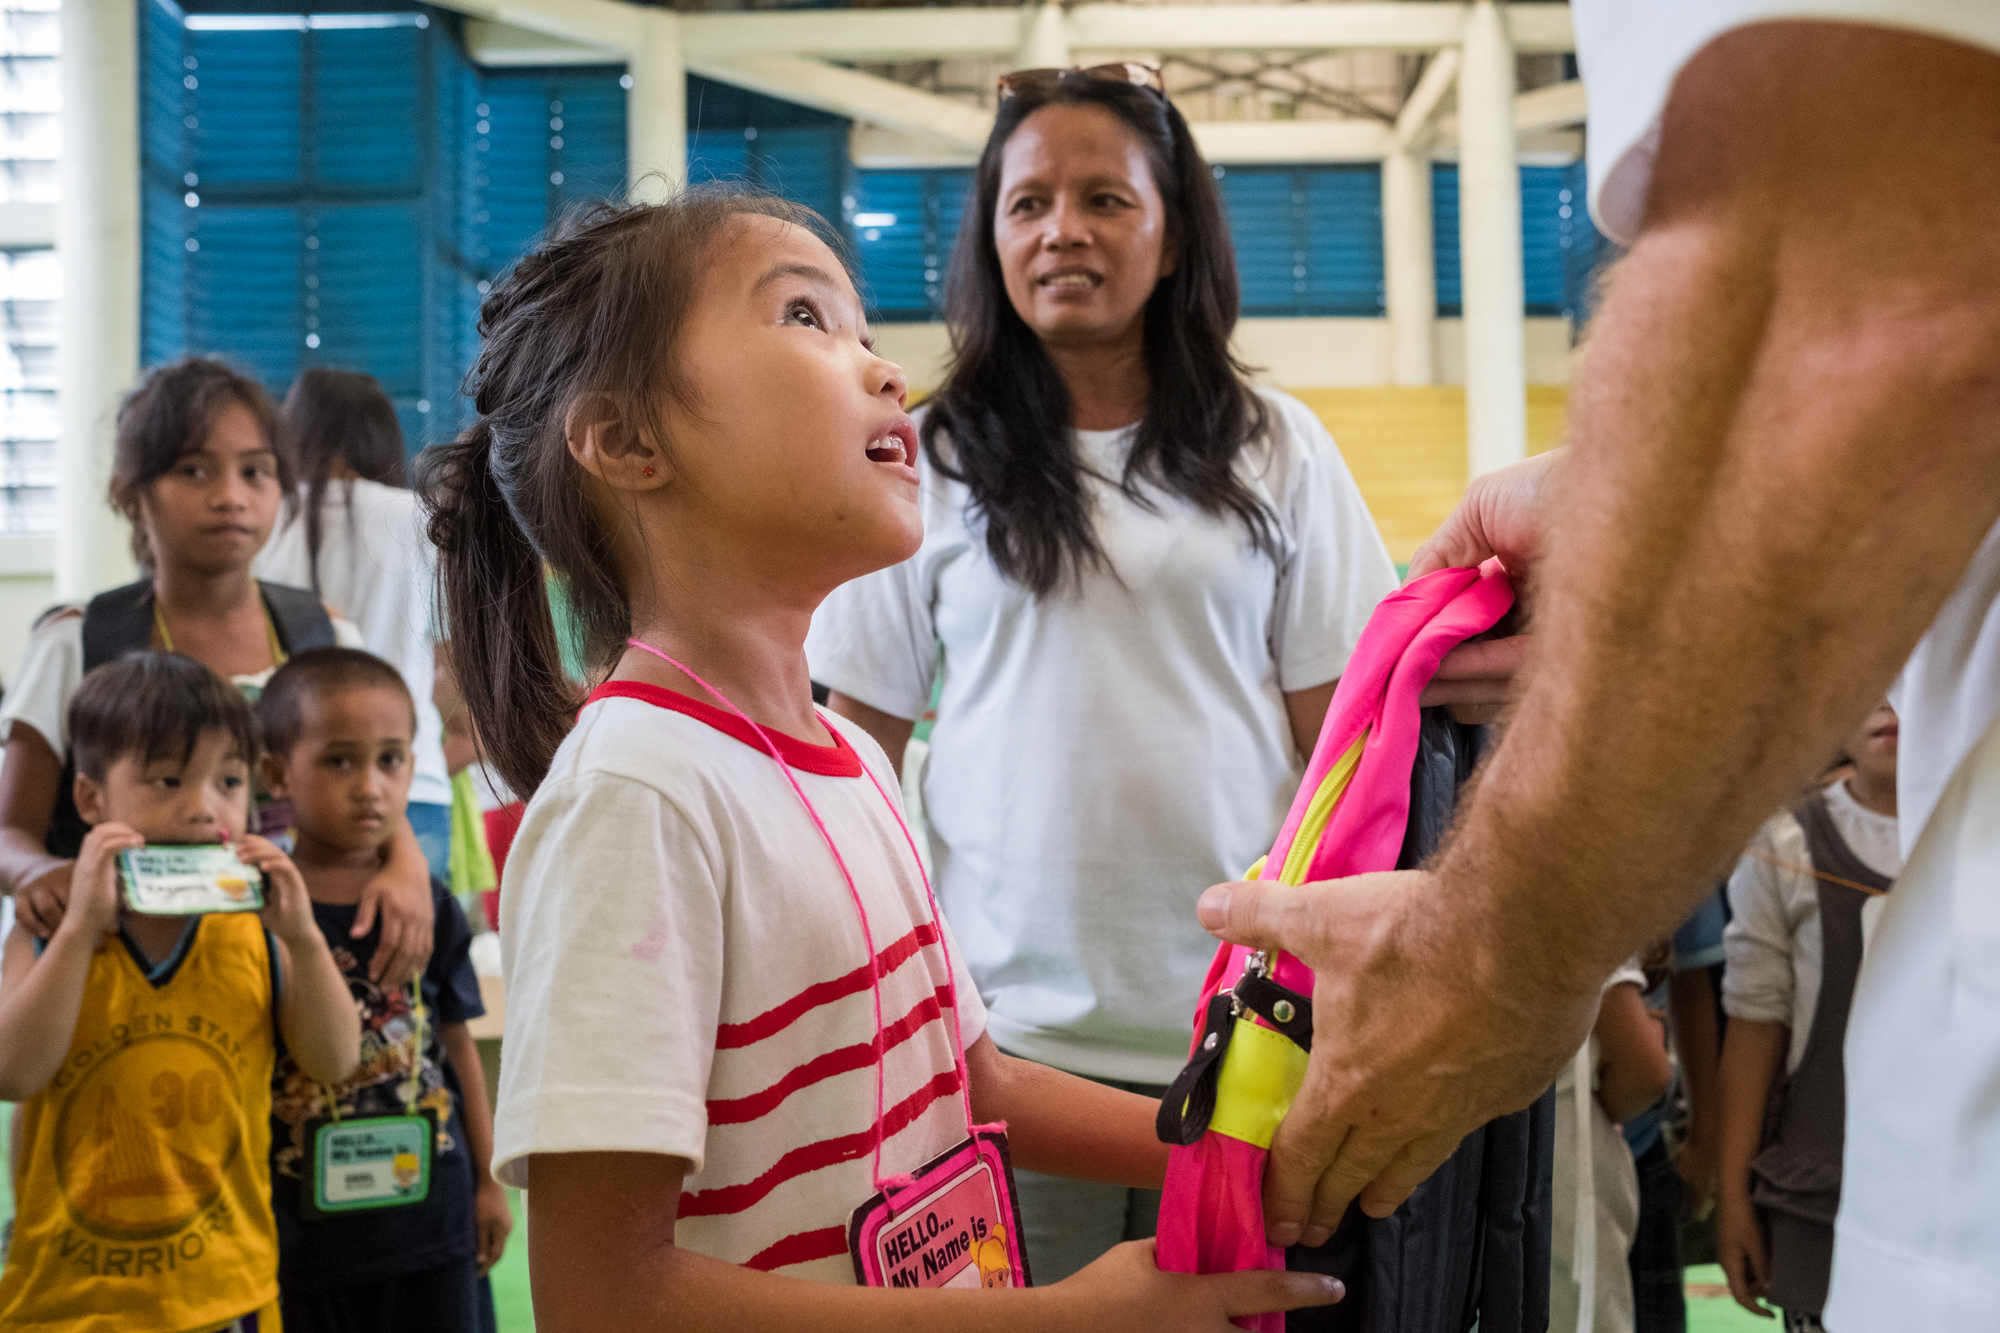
[0,358,435,987]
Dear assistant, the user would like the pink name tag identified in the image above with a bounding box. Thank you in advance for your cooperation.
[847,1129,1030,1289]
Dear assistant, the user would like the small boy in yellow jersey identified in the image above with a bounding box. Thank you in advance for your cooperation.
[0,651,361,1333]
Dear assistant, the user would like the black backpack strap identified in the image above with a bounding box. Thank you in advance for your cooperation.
[258,580,338,657]
[1157,993,1238,1146]
[80,579,157,674]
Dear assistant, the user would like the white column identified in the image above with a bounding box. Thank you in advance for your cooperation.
[1456,0,1526,476]
[627,10,686,203]
[1015,0,1069,73]
[1381,148,1436,386]
[56,0,141,601]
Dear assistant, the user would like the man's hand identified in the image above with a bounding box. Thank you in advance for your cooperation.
[1406,449,1565,583]
[1409,450,1562,718]
[1196,870,1598,1243]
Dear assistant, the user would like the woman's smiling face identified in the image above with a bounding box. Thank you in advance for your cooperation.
[991,102,1176,353]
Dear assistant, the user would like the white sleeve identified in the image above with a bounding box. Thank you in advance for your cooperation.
[331,616,366,649]
[806,556,938,721]
[1721,820,1797,1025]
[490,768,725,1187]
[1264,396,1398,691]
[0,610,83,753]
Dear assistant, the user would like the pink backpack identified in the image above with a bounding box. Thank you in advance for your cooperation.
[1154,560,1515,1332]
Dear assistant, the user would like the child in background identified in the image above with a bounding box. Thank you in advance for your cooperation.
[424,189,1340,1329]
[0,356,433,991]
[258,648,507,1332]
[1551,961,1674,1333]
[0,652,361,1331]
[1716,702,1901,1331]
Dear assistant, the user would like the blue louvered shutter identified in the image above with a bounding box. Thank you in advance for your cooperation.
[751,125,846,226]
[1217,167,1299,315]
[1518,165,1566,316]
[1431,164,1462,316]
[1303,166,1384,316]
[853,171,930,319]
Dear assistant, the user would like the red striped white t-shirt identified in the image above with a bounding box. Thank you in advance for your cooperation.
[492,683,988,1282]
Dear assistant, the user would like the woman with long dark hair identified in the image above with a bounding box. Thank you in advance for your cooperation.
[256,369,455,876]
[808,66,1396,1278]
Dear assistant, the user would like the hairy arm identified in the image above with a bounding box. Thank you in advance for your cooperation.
[1199,21,2000,1242]
[963,1033,1168,1188]
[827,693,915,778]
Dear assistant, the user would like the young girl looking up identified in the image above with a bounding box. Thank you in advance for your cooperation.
[0,358,434,986]
[423,189,1341,1331]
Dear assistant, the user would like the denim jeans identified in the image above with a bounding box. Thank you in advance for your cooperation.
[408,799,453,883]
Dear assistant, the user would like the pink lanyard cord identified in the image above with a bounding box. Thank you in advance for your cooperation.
[620,639,976,1191]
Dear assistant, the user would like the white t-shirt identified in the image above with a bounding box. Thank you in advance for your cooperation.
[806,389,1396,1083]
[1574,0,2000,246]
[1572,7,2000,1322]
[0,604,364,755]
[254,479,450,808]
[1721,780,1901,1073]
[490,684,988,1283]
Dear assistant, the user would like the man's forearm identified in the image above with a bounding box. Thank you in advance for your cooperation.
[1436,24,2000,995]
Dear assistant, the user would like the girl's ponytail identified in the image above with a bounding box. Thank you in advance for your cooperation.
[419,187,829,798]
[421,419,576,797]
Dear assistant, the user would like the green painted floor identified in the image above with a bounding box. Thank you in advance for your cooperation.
[1685,1263,1782,1331]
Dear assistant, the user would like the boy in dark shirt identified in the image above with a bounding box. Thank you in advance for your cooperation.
[258,648,510,1331]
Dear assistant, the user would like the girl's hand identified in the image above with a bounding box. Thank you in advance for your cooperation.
[15,859,76,940]
[1052,1239,1342,1330]
[1714,1192,1774,1318]
[355,830,434,987]
[70,824,142,941]
[474,1178,514,1274]
[237,836,317,947]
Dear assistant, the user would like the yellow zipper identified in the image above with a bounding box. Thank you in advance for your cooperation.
[1275,729,1368,886]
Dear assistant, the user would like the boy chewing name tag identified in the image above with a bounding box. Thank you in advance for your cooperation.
[118,844,265,914]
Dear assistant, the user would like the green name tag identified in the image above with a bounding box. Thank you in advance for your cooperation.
[306,1113,433,1218]
[118,845,264,915]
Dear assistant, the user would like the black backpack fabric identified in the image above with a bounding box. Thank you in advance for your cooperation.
[44,578,337,859]
[1286,708,1555,1333]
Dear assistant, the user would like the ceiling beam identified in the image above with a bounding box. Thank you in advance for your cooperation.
[431,1,1578,64]
[1392,48,1458,151]
[1512,78,1586,132]
[463,19,620,66]
[1193,119,1395,164]
[693,56,996,150]
[432,0,642,54]
[681,8,1021,63]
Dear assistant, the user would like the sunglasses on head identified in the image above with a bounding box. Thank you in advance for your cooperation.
[996,62,1166,101]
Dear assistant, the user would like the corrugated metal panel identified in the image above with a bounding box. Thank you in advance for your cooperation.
[853,170,930,318]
